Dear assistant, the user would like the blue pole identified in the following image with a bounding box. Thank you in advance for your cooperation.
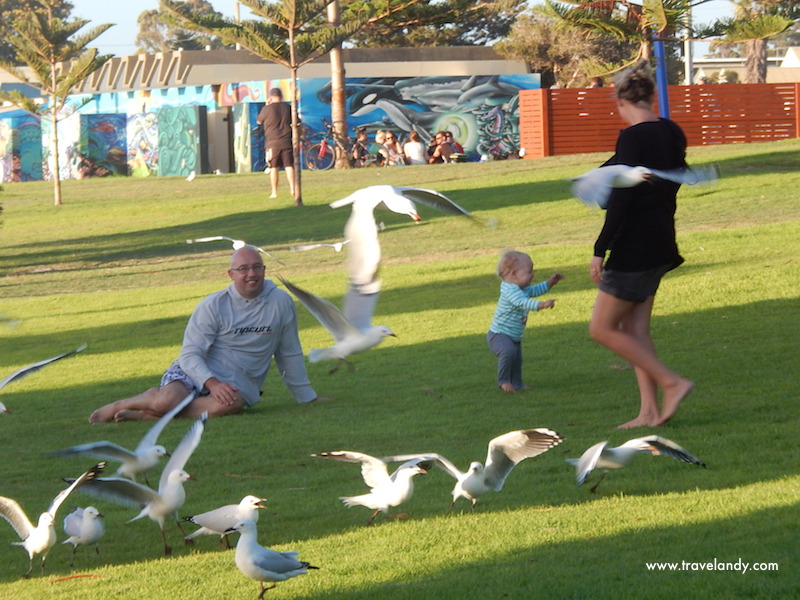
[653,36,670,118]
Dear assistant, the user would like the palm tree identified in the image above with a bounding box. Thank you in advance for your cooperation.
[0,0,112,206]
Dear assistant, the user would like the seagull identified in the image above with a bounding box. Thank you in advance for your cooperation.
[0,343,88,413]
[0,462,105,578]
[383,428,564,512]
[186,236,284,265]
[69,413,207,555]
[226,519,318,599]
[50,390,197,485]
[570,163,719,209]
[186,170,196,182]
[184,494,267,548]
[566,435,707,493]
[278,276,395,372]
[312,451,428,525]
[289,240,350,253]
[330,185,472,332]
[62,506,105,566]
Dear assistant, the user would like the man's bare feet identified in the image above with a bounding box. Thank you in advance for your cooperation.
[657,378,694,426]
[115,409,156,422]
[500,383,515,393]
[88,403,121,424]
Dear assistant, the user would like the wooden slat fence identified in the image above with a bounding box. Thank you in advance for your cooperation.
[519,83,800,158]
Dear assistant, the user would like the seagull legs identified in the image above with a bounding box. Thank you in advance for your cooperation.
[589,472,608,494]
[258,582,277,599]
[328,359,355,375]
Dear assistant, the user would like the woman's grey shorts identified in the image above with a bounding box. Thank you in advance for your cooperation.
[599,264,672,303]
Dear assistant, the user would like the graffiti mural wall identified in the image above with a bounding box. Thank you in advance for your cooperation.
[297,74,540,160]
[0,113,42,183]
[79,113,128,178]
[157,106,208,177]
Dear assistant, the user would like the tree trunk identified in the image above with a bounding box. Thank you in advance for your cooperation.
[328,1,350,169]
[744,38,767,84]
[288,32,303,207]
[50,98,62,206]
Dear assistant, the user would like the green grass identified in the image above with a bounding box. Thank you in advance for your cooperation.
[0,139,798,599]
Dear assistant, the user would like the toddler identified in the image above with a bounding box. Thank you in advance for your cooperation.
[487,250,563,392]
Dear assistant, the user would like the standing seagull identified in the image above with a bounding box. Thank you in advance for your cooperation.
[313,451,428,525]
[226,519,318,599]
[50,391,196,485]
[0,462,105,578]
[570,163,719,209]
[0,343,88,413]
[62,506,105,566]
[279,276,395,371]
[330,185,472,332]
[186,236,283,265]
[184,494,267,547]
[385,428,564,512]
[69,413,207,555]
[566,435,707,493]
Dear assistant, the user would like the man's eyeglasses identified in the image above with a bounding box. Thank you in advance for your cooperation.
[232,264,265,273]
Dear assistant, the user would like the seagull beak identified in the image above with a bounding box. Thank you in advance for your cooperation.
[411,213,422,223]
[255,499,267,509]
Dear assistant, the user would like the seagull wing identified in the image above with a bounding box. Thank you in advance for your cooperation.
[647,164,719,186]
[628,436,707,467]
[574,441,610,486]
[187,236,228,244]
[483,428,564,491]
[188,503,240,531]
[0,497,34,540]
[248,244,285,266]
[47,461,106,518]
[62,508,84,537]
[380,453,463,480]
[159,413,207,492]
[279,277,361,342]
[397,187,472,219]
[312,451,392,490]
[68,477,159,509]
[136,390,197,454]
[0,344,88,392]
[50,441,137,463]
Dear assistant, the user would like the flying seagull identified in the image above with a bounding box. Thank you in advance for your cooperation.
[289,240,350,253]
[312,451,428,525]
[184,494,267,548]
[50,390,197,485]
[384,428,564,512]
[62,506,105,567]
[186,236,284,265]
[570,163,719,209]
[0,343,88,413]
[0,462,105,578]
[566,435,707,493]
[226,519,318,599]
[330,185,472,332]
[279,276,395,372]
[69,413,207,555]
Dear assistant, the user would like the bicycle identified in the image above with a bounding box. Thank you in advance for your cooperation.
[304,119,352,171]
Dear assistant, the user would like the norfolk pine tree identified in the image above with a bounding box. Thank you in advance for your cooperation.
[0,0,112,206]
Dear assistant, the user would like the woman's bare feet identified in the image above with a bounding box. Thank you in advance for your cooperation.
[500,383,515,393]
[657,378,694,425]
[114,409,153,422]
[617,414,659,429]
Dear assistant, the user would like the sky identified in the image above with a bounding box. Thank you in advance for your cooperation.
[69,0,736,58]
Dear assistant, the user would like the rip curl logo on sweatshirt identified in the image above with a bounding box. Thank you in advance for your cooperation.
[233,325,273,335]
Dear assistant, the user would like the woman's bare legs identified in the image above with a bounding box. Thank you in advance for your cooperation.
[590,290,693,427]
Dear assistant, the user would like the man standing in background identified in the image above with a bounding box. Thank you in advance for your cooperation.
[257,88,295,201]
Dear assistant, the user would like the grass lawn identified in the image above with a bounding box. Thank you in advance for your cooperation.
[0,138,798,600]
